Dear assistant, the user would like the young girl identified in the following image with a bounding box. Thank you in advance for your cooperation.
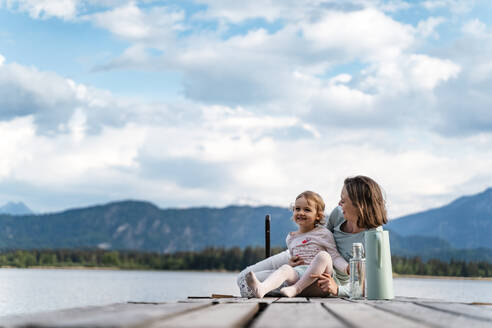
[246,191,349,298]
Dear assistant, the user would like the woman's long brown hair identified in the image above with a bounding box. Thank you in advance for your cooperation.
[344,176,388,229]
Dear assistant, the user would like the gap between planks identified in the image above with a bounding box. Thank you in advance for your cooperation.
[147,303,259,328]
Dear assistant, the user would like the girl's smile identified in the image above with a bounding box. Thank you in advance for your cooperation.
[293,196,318,233]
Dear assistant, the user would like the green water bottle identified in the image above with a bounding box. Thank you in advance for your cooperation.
[365,227,394,300]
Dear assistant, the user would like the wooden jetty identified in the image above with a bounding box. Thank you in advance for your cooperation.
[1,295,492,328]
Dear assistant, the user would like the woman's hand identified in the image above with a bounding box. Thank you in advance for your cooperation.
[311,273,338,296]
[289,255,305,267]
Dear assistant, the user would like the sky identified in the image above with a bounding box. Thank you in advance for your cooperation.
[0,0,492,218]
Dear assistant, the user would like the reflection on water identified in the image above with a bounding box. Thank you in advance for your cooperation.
[394,277,492,303]
[0,269,238,316]
[0,268,491,317]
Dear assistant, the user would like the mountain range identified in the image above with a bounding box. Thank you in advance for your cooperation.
[386,187,492,249]
[0,201,294,252]
[0,202,33,215]
[0,188,491,262]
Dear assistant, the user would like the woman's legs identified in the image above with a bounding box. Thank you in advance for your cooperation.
[280,251,333,297]
[237,250,291,297]
[246,264,299,298]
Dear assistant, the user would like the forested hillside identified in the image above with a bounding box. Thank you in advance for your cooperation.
[0,201,294,252]
[387,187,492,249]
[1,188,492,263]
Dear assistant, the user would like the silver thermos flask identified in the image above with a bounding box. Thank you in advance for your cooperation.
[349,242,366,299]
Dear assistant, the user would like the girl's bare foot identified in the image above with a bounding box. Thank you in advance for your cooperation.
[280,285,299,298]
[245,272,266,298]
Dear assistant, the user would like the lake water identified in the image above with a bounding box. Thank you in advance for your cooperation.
[0,268,491,317]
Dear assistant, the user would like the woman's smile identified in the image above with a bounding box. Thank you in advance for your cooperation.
[339,186,357,222]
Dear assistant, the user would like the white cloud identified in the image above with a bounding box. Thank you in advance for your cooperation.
[456,21,492,84]
[67,107,87,142]
[421,0,475,14]
[0,116,35,177]
[193,0,413,24]
[2,0,492,217]
[417,16,446,38]
[0,61,83,128]
[91,2,150,40]
[1,0,130,20]
[0,117,146,185]
[72,4,460,123]
[406,54,461,90]
[0,58,177,132]
[93,44,151,71]
[0,59,490,217]
[4,0,80,20]
[422,0,448,10]
[192,0,288,23]
[312,83,374,114]
[301,8,415,62]
[330,74,352,84]
[87,2,185,44]
[461,18,487,38]
[374,0,411,12]
[357,54,460,98]
[469,61,492,83]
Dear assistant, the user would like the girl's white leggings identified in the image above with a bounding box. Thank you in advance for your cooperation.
[236,250,291,297]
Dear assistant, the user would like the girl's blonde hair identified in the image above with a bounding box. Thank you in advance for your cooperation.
[344,176,388,229]
[294,191,326,226]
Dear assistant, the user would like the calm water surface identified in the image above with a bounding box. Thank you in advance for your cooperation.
[0,268,491,317]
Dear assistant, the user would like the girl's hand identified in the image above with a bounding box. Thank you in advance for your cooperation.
[311,273,338,296]
[289,255,305,267]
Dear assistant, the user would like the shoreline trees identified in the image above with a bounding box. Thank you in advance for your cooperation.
[0,248,490,278]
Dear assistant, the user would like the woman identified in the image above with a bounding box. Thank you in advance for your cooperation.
[237,175,388,297]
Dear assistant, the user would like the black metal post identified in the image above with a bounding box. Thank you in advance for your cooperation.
[265,214,271,258]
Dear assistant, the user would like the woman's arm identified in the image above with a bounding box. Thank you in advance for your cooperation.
[313,273,339,295]
[320,229,349,273]
[312,273,350,297]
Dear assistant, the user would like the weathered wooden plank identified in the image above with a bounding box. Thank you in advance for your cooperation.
[178,299,219,303]
[416,301,492,322]
[3,296,491,328]
[0,302,210,328]
[366,300,492,328]
[148,303,259,328]
[273,297,309,303]
[324,301,428,328]
[179,297,280,304]
[252,302,344,328]
[186,294,240,299]
[218,297,280,304]
[393,296,454,303]
[308,297,352,304]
